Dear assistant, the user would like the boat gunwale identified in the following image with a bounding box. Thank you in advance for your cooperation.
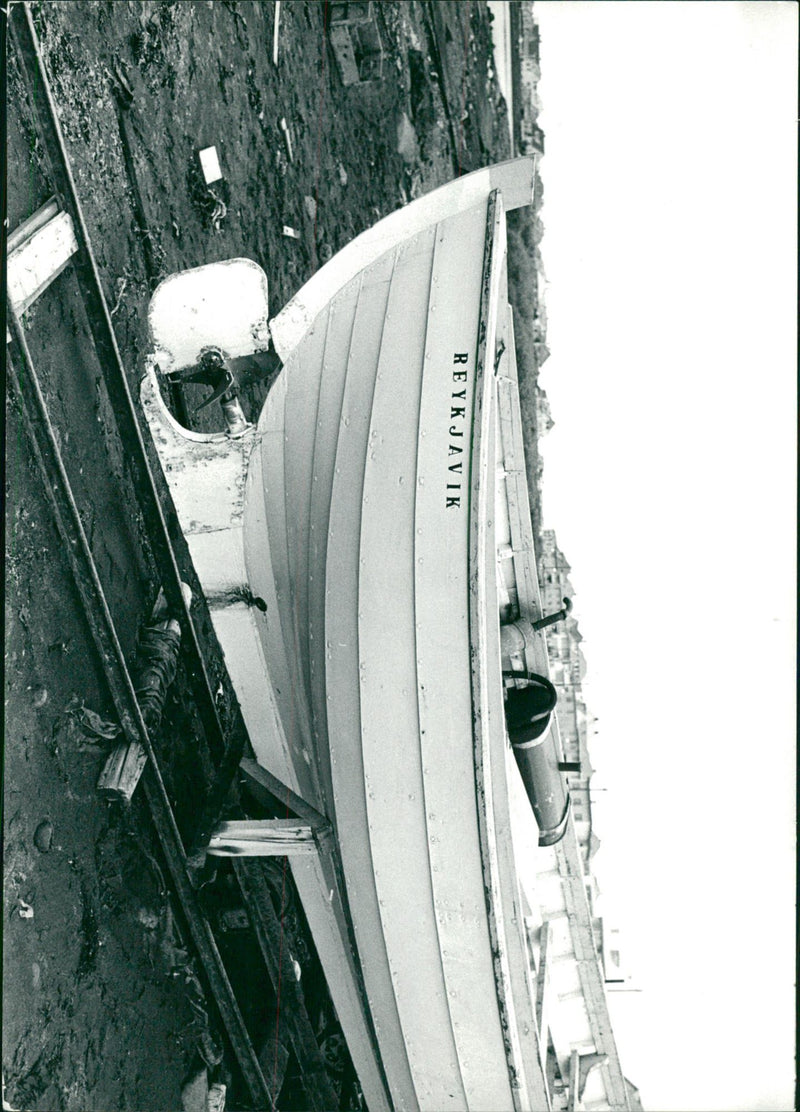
[467,190,552,1111]
[269,158,537,362]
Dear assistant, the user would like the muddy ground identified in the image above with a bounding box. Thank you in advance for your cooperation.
[4,3,525,1109]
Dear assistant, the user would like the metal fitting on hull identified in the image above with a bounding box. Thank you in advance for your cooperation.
[503,667,571,846]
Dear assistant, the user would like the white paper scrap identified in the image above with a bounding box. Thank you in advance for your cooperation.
[199,146,223,185]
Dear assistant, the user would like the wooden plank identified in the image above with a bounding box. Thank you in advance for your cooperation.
[306,283,362,816]
[7,209,78,314]
[324,248,418,1110]
[239,757,330,834]
[412,203,515,1107]
[211,818,314,839]
[7,197,59,253]
[208,837,316,857]
[358,223,469,1110]
[283,312,329,719]
[246,374,322,809]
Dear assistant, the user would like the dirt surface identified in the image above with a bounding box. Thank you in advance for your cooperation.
[5,4,516,1110]
[18,0,511,428]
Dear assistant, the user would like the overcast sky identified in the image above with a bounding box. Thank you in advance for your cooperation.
[524,3,796,1110]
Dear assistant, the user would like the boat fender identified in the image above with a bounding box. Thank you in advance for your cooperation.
[503,670,557,746]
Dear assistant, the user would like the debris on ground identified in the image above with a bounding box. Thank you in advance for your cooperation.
[33,819,54,853]
[272,0,281,66]
[29,684,49,708]
[98,582,191,800]
[278,117,293,162]
[109,276,128,317]
[70,701,122,742]
[209,194,227,231]
[396,111,420,164]
[198,146,223,186]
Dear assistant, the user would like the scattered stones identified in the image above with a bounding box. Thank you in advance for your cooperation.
[30,685,48,709]
[396,111,420,164]
[337,162,348,186]
[302,194,317,221]
[33,819,54,854]
[136,905,160,931]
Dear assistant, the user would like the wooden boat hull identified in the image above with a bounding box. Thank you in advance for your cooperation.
[242,195,535,1110]
[139,158,569,1111]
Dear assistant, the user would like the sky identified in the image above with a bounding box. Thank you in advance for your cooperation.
[522,3,796,1110]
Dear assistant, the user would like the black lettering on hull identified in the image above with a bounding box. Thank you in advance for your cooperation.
[446,353,470,507]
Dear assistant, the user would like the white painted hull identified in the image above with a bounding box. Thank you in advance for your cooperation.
[240,188,545,1109]
[140,159,595,1111]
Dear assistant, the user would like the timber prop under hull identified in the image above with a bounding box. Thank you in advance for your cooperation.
[141,158,569,1111]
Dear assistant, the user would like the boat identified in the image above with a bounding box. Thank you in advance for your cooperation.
[139,158,603,1112]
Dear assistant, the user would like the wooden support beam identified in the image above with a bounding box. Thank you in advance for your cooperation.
[238,757,331,835]
[7,197,59,253]
[208,819,316,857]
[7,208,78,315]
